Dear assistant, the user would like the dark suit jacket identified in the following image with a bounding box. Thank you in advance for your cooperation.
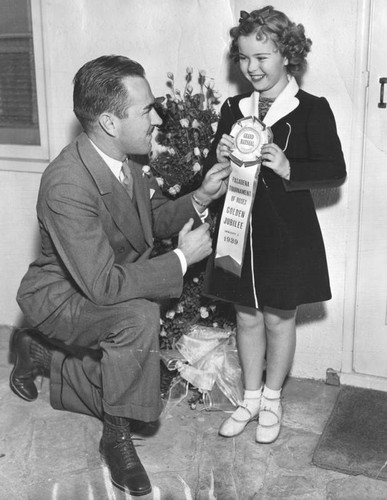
[17,132,201,328]
[203,77,346,310]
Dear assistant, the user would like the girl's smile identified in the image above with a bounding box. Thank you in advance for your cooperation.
[238,33,289,98]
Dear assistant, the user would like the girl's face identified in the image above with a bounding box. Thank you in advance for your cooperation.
[238,33,289,98]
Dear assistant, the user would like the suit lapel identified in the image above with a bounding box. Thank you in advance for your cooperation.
[130,159,153,248]
[238,76,300,126]
[76,134,147,254]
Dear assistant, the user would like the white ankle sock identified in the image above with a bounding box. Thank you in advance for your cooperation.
[262,386,282,400]
[244,388,262,399]
[241,387,262,414]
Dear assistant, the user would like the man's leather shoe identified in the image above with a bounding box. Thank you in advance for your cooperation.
[100,424,152,496]
[10,329,40,402]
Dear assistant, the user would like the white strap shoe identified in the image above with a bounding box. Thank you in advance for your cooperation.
[255,395,282,443]
[219,403,260,438]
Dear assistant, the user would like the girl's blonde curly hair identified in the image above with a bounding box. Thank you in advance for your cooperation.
[230,5,312,78]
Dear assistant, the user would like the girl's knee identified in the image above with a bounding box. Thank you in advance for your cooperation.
[236,305,264,333]
[263,307,297,330]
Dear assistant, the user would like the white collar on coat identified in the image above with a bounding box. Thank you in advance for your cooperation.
[238,76,300,127]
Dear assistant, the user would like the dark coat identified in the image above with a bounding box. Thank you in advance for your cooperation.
[203,78,346,310]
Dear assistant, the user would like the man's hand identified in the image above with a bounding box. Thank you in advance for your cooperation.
[194,162,232,207]
[177,218,212,266]
[216,134,234,163]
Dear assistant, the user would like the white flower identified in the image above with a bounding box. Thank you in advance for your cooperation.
[209,304,217,312]
[191,119,200,129]
[160,329,167,337]
[167,72,174,80]
[213,91,222,99]
[156,177,164,187]
[176,303,184,314]
[193,147,201,157]
[203,148,209,158]
[213,322,219,328]
[169,186,177,196]
[200,306,209,319]
[180,118,189,128]
[166,310,176,319]
[173,184,181,193]
[186,84,193,93]
[142,165,151,176]
[192,277,199,283]
[211,122,218,133]
[192,162,201,173]
[186,66,193,74]
[199,69,206,76]
[168,147,176,156]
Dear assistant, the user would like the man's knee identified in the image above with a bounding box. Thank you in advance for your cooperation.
[105,299,160,346]
[128,299,160,331]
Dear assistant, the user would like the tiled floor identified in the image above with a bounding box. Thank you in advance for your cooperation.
[1,324,387,500]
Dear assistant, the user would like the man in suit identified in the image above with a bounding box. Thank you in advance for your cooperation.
[11,55,230,496]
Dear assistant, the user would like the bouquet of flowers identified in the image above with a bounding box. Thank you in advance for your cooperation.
[150,67,220,197]
[150,68,236,350]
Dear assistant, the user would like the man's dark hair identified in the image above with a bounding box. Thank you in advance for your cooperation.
[73,55,145,130]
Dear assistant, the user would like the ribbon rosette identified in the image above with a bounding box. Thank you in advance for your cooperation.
[215,116,272,278]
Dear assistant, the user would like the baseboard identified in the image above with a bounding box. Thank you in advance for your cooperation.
[340,372,387,392]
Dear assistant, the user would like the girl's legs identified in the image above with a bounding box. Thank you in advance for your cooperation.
[219,304,265,437]
[264,306,297,390]
[257,306,297,443]
[235,304,266,390]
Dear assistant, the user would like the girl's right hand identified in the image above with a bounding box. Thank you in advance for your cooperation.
[216,134,234,163]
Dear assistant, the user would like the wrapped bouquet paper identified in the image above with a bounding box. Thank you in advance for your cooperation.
[161,325,243,413]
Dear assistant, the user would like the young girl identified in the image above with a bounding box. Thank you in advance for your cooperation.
[203,6,346,443]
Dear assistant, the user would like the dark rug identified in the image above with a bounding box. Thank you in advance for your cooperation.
[312,385,387,481]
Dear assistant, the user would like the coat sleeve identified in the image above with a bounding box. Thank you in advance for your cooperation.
[283,97,346,191]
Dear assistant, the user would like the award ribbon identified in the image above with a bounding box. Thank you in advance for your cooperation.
[215,116,272,277]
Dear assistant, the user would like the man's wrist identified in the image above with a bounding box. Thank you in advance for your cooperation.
[192,190,211,209]
[173,248,187,275]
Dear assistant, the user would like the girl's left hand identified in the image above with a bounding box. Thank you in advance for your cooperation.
[261,143,290,180]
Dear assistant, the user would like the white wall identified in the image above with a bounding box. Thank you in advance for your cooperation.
[0,0,360,381]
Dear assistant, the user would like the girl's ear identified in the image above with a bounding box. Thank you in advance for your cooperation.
[99,113,117,137]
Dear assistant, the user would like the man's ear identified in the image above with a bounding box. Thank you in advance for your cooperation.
[99,113,117,137]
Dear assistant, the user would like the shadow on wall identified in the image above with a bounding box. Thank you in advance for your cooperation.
[297,302,327,325]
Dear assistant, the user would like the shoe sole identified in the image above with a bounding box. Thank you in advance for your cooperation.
[9,355,37,402]
[255,423,281,444]
[100,452,152,497]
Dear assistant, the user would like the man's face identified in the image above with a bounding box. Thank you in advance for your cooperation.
[116,76,162,155]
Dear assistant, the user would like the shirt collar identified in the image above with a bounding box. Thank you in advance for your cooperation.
[88,138,123,180]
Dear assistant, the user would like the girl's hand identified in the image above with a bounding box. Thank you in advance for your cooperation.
[216,134,234,163]
[261,143,290,180]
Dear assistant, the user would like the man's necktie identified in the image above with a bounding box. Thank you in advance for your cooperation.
[120,159,134,199]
